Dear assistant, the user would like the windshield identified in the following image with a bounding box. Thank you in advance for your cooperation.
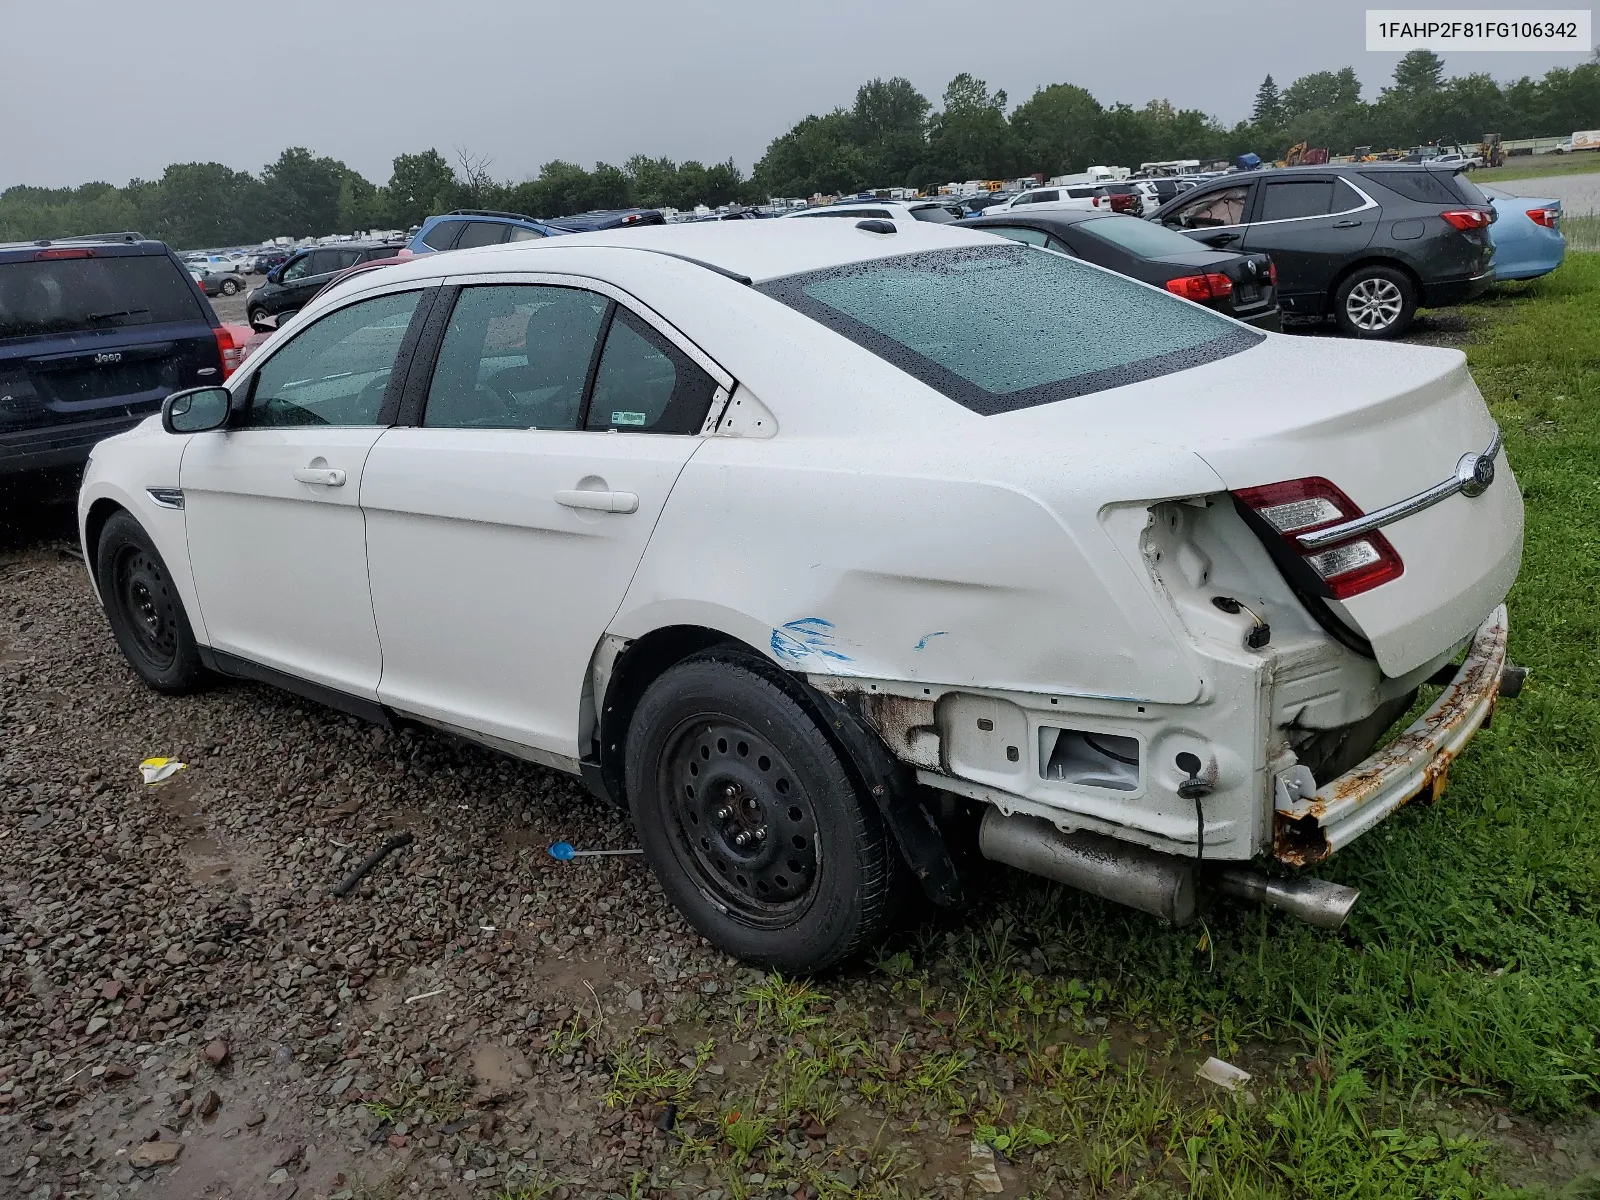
[759,243,1260,415]
[1073,215,1214,257]
[0,254,207,340]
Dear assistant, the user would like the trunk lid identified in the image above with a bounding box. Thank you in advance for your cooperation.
[1003,334,1522,677]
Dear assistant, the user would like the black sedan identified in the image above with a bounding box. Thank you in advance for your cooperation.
[963,210,1281,329]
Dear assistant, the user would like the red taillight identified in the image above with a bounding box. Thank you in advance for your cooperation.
[1234,477,1404,599]
[1267,261,1278,286]
[214,326,240,380]
[1440,209,1491,231]
[1164,272,1234,302]
[1526,207,1559,228]
[35,247,94,260]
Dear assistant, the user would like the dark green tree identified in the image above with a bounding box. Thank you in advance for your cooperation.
[1009,83,1104,177]
[260,148,351,237]
[1391,49,1446,95]
[383,150,461,228]
[1282,68,1362,117]
[1252,75,1284,127]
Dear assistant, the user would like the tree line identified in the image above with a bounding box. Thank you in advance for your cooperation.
[2,50,1594,249]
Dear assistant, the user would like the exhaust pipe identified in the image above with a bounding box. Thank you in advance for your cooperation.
[979,809,1196,923]
[979,809,1359,929]
[1215,867,1359,930]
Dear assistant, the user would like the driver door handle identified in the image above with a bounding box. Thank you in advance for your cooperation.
[293,467,346,486]
[1334,219,1364,228]
[556,489,639,514]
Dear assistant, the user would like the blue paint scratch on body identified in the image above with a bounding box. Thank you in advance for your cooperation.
[771,618,854,664]
[913,631,948,651]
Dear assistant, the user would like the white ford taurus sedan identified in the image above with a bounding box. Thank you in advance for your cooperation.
[78,218,1523,971]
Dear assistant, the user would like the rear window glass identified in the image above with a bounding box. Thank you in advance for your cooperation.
[910,206,960,224]
[0,253,207,340]
[1362,170,1459,206]
[1072,215,1212,257]
[759,244,1260,415]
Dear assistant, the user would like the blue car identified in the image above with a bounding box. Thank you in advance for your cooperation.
[408,210,565,255]
[1478,184,1565,281]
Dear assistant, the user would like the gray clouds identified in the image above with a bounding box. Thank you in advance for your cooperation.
[3,0,1590,188]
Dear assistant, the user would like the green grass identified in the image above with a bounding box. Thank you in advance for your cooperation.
[1476,155,1600,184]
[1563,215,1600,254]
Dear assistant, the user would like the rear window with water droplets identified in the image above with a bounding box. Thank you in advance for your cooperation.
[759,243,1262,414]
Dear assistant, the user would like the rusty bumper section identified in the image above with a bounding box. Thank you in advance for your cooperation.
[1275,605,1508,866]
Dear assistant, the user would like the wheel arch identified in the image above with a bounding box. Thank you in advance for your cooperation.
[82,497,128,596]
[588,623,963,906]
[1327,254,1423,305]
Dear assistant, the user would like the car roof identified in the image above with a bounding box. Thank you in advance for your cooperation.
[0,236,170,262]
[330,219,1002,289]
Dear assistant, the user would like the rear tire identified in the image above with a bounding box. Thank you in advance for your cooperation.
[1333,265,1416,339]
[220,279,240,296]
[247,307,270,330]
[625,653,895,973]
[96,512,209,694]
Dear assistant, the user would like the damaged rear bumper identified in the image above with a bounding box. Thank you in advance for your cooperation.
[1274,604,1508,865]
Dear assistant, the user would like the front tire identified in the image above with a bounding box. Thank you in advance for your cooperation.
[625,653,895,973]
[96,512,209,693]
[1333,265,1416,339]
[220,279,240,296]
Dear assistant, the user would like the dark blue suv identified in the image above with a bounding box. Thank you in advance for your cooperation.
[0,234,232,478]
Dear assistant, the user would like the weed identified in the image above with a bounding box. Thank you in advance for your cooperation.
[744,973,830,1036]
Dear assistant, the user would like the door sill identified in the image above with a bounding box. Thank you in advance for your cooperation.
[200,647,392,726]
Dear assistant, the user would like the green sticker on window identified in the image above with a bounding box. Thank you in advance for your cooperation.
[611,411,647,426]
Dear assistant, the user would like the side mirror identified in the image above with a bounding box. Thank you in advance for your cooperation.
[162,387,231,434]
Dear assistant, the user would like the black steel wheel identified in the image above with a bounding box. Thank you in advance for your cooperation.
[663,718,821,923]
[96,511,209,693]
[625,652,895,972]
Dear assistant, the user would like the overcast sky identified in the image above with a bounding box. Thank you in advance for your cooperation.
[3,0,1592,190]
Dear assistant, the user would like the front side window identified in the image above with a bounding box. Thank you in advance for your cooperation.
[279,254,314,282]
[507,226,546,242]
[242,291,421,428]
[423,285,608,430]
[1259,180,1335,222]
[760,243,1259,415]
[586,308,719,434]
[1167,185,1251,228]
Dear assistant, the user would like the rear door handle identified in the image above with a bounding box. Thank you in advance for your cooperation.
[293,467,346,486]
[555,489,639,514]
[1334,220,1363,228]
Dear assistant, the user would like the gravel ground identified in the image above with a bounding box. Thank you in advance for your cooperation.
[0,513,1063,1200]
[1487,172,1600,215]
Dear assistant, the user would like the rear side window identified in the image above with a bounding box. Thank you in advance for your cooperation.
[421,221,462,251]
[0,254,207,340]
[1363,170,1459,206]
[424,284,608,430]
[507,226,546,242]
[455,222,508,249]
[585,308,719,434]
[1259,180,1334,221]
[760,243,1260,415]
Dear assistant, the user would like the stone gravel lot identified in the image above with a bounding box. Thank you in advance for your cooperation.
[1,508,1082,1200]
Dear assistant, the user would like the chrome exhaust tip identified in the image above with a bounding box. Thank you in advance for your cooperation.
[1215,868,1359,930]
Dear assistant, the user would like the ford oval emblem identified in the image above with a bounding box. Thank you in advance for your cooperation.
[1461,452,1496,497]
